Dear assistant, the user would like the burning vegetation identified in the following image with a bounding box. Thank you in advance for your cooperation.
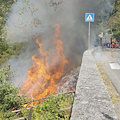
[23,24,69,100]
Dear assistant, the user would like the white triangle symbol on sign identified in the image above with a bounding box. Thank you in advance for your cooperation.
[87,15,93,20]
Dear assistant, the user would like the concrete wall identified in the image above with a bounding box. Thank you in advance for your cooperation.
[70,49,118,120]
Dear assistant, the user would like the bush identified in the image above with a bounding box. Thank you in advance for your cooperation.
[0,83,27,112]
[0,66,27,112]
[21,94,74,120]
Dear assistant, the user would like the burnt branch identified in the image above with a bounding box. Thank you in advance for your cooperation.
[49,0,63,11]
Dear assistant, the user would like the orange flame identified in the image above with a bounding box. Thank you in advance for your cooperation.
[23,24,69,100]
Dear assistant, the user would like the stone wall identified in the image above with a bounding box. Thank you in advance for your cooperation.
[70,49,118,120]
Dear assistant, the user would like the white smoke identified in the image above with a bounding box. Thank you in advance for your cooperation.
[5,0,114,86]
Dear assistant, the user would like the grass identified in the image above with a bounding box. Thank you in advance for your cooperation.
[97,62,120,118]
[97,62,120,103]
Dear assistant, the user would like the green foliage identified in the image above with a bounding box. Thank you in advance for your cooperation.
[107,0,120,41]
[0,65,11,84]
[20,94,74,120]
[0,110,16,120]
[0,83,27,112]
[0,66,27,119]
[0,0,14,41]
[0,42,26,65]
[0,66,27,112]
[96,0,120,41]
[95,0,113,34]
[0,93,73,119]
[0,42,8,53]
[0,0,26,65]
[97,21,108,35]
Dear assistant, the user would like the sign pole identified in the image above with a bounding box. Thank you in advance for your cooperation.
[85,13,94,49]
[88,22,91,49]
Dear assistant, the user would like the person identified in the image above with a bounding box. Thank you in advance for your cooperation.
[110,38,114,48]
[112,39,114,47]
[110,38,113,48]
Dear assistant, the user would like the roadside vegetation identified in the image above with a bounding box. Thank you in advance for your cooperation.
[0,0,14,41]
[0,42,26,65]
[107,0,120,41]
[0,66,74,120]
[21,94,74,120]
[0,0,28,119]
[1,0,120,119]
[0,1,74,120]
[0,0,27,65]
[0,66,27,119]
[97,63,120,118]
[97,0,120,42]
[0,93,74,120]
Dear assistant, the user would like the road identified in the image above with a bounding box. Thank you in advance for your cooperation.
[94,48,120,94]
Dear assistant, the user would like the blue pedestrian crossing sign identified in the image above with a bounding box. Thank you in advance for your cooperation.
[85,13,94,22]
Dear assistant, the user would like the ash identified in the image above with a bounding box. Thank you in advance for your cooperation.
[58,67,80,93]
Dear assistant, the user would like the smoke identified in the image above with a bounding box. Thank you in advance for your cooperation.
[5,0,114,86]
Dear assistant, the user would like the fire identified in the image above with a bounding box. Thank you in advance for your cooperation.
[23,24,69,100]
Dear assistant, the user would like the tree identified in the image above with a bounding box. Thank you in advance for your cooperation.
[0,66,27,112]
[0,0,14,41]
[107,0,120,41]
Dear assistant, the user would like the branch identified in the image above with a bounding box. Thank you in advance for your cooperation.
[25,91,75,104]
[13,0,24,10]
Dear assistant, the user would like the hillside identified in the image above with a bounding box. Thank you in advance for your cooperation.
[107,0,120,41]
[0,0,119,119]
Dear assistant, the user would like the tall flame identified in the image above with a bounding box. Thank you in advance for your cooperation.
[23,24,69,100]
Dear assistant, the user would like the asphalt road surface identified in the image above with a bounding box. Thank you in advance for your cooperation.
[94,47,120,94]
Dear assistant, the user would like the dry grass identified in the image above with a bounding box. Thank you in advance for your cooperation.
[97,62,120,119]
